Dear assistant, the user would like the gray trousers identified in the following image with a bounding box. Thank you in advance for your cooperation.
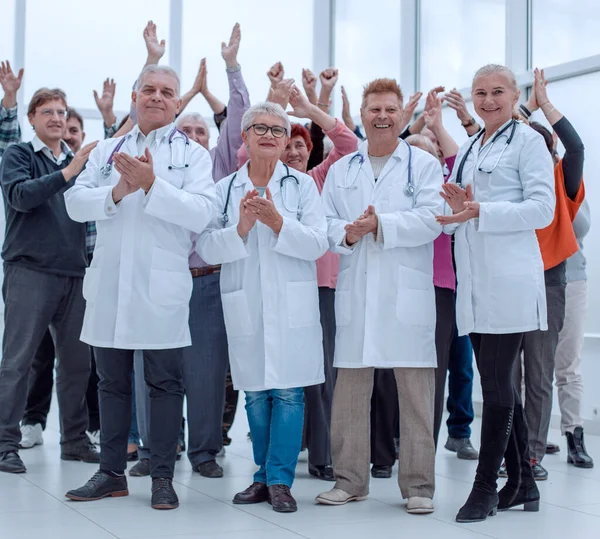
[554,280,587,435]
[0,265,90,453]
[304,287,337,467]
[517,281,566,462]
[136,273,229,466]
[331,367,436,499]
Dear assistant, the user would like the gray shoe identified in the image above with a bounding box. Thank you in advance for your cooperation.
[445,437,479,460]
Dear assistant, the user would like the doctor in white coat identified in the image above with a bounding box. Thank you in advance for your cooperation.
[437,64,555,524]
[64,65,216,511]
[315,78,443,515]
[197,102,328,513]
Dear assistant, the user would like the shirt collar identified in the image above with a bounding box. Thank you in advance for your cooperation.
[358,139,408,161]
[31,135,73,161]
[132,122,175,144]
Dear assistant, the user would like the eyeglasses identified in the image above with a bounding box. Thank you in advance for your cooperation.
[40,108,67,118]
[246,123,287,138]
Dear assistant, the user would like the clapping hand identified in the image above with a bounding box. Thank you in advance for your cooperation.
[344,205,378,245]
[237,188,259,237]
[113,147,156,193]
[436,184,479,224]
[244,188,284,234]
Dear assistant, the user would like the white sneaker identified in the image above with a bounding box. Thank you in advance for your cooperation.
[217,446,226,457]
[315,487,367,506]
[407,496,434,514]
[19,423,43,449]
[86,430,100,445]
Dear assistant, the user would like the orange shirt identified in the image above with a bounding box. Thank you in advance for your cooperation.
[536,158,584,270]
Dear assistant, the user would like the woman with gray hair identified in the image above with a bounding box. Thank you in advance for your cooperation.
[196,102,328,513]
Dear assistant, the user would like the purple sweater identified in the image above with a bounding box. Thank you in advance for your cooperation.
[434,155,456,290]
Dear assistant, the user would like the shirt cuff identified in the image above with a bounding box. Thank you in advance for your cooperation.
[226,64,241,73]
[341,235,357,250]
[0,103,18,119]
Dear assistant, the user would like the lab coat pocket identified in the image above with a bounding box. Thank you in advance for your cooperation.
[82,268,101,303]
[396,266,435,327]
[287,281,320,329]
[149,269,193,306]
[221,290,254,337]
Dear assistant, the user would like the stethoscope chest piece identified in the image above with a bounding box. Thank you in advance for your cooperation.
[404,183,414,197]
[100,164,112,178]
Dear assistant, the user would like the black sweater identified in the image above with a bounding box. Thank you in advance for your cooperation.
[0,142,87,277]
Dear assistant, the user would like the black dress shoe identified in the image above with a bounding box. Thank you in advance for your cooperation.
[127,450,139,462]
[456,488,498,523]
[66,471,128,501]
[566,427,594,468]
[233,481,269,504]
[309,464,335,481]
[0,451,26,474]
[151,477,179,510]
[268,484,297,513]
[193,460,223,478]
[498,483,540,512]
[61,440,100,463]
[129,458,151,477]
[530,459,548,481]
[371,464,392,478]
[546,442,560,455]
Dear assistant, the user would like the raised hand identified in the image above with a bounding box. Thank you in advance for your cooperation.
[237,188,259,237]
[221,23,241,69]
[0,60,24,97]
[93,78,117,127]
[319,68,339,92]
[191,58,207,95]
[423,87,443,130]
[267,62,284,87]
[400,91,423,129]
[268,78,294,110]
[302,68,318,105]
[143,20,166,63]
[443,88,472,124]
[288,86,313,118]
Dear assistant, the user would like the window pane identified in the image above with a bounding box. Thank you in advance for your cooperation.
[534,72,599,333]
[0,0,15,65]
[334,0,401,115]
[181,0,313,119]
[420,0,505,91]
[24,0,169,111]
[532,0,600,68]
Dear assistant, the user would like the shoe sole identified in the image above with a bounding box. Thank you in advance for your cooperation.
[407,507,435,514]
[152,503,179,510]
[315,495,368,506]
[456,508,497,523]
[272,505,298,513]
[129,471,151,477]
[533,476,548,481]
[66,490,129,502]
[308,468,336,482]
[457,452,479,461]
[60,455,100,463]
[233,498,269,505]
[19,439,43,449]
[0,466,26,474]
[567,457,594,469]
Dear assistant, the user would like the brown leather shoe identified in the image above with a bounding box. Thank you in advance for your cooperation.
[268,484,297,513]
[232,482,269,504]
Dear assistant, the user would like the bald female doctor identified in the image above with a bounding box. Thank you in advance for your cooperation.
[437,64,555,523]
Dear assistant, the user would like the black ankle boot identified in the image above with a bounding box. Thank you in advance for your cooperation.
[456,403,513,523]
[566,427,594,469]
[498,403,540,512]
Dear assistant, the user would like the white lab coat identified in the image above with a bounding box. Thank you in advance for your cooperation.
[444,120,555,336]
[196,161,328,391]
[322,140,444,369]
[64,123,217,349]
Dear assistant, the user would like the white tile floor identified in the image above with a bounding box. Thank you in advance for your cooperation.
[1,405,599,539]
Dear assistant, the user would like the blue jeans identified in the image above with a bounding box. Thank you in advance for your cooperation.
[245,388,304,488]
[446,331,475,439]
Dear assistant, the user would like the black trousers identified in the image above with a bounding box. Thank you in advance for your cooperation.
[94,347,184,478]
[304,287,337,466]
[432,287,457,446]
[22,330,100,431]
[370,368,399,466]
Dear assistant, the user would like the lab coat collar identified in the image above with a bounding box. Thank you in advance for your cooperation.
[479,118,514,150]
[357,138,409,162]
[131,122,176,145]
[232,159,288,196]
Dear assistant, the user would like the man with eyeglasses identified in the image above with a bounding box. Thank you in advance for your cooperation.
[0,87,99,474]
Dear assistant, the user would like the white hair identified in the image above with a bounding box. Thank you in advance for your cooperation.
[472,64,518,92]
[241,102,291,136]
[135,65,181,96]
[176,112,208,127]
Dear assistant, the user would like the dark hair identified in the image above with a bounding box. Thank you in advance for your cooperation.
[529,121,553,156]
[27,88,67,116]
[66,107,84,130]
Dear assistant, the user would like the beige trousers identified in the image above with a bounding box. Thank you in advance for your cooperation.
[330,367,436,499]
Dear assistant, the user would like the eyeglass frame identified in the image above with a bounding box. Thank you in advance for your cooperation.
[246,123,288,138]
[39,108,68,119]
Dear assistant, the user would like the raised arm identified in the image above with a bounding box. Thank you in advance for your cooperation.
[0,61,24,156]
[93,78,118,137]
[142,21,166,67]
[423,88,459,159]
[444,88,480,137]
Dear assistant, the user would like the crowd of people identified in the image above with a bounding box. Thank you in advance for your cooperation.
[0,20,594,522]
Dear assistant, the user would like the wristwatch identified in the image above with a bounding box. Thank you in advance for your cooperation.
[462,117,476,127]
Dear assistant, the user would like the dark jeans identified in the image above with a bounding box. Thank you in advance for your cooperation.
[446,332,475,439]
[433,286,456,446]
[22,330,100,432]
[304,287,337,466]
[370,369,398,467]
[95,347,184,478]
[0,265,90,453]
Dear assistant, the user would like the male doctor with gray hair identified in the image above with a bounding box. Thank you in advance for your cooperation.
[64,64,216,510]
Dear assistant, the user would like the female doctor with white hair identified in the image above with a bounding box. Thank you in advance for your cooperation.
[437,64,555,524]
[196,102,328,514]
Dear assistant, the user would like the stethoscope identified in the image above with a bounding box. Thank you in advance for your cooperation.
[342,139,414,197]
[455,119,517,188]
[221,164,301,226]
[100,128,190,178]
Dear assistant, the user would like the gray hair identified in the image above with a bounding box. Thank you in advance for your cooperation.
[241,102,291,136]
[472,64,518,92]
[176,112,208,127]
[135,65,181,96]
[405,134,438,158]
